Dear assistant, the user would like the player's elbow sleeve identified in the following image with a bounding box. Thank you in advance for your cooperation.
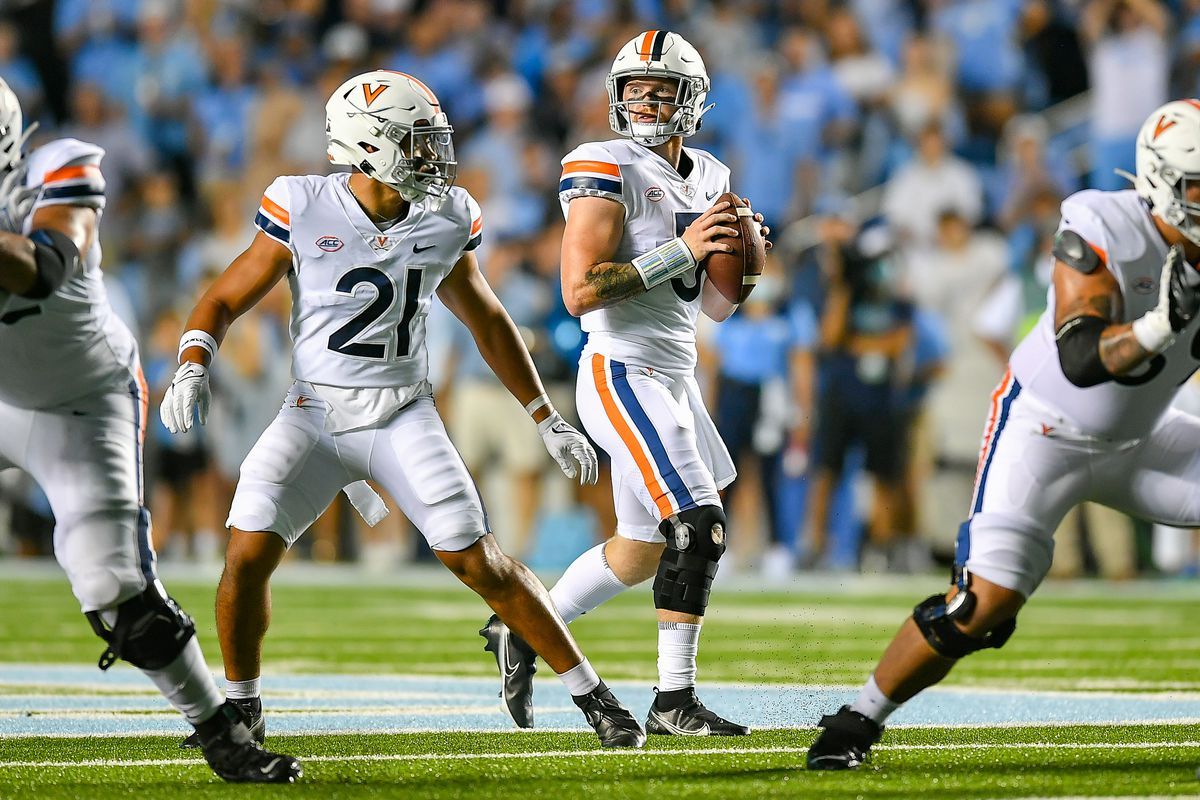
[1055,315,1112,387]
[21,229,80,299]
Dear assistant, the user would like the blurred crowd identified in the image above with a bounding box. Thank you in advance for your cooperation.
[2,0,1199,580]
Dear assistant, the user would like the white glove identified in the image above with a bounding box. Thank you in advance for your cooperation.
[538,411,599,485]
[0,165,39,234]
[159,362,211,434]
[1132,244,1200,353]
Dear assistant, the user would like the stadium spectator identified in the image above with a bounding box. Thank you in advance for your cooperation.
[703,269,818,580]
[1083,0,1168,190]
[804,225,915,571]
[882,120,983,251]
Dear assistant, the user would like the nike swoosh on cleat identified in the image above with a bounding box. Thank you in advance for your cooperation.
[260,757,281,774]
[504,648,522,681]
[652,712,709,736]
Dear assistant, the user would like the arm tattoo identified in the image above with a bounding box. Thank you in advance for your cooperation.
[1099,325,1154,375]
[583,261,645,304]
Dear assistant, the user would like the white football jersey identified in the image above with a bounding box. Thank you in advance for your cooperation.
[255,172,481,391]
[558,139,730,374]
[0,138,137,409]
[1010,189,1200,440]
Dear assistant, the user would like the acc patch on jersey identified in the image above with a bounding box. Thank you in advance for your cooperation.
[316,235,344,252]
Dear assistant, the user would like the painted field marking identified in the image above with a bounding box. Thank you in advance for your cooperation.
[2,740,1199,770]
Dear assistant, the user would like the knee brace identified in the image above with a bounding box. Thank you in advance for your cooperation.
[912,588,1016,660]
[652,505,727,616]
[85,584,196,671]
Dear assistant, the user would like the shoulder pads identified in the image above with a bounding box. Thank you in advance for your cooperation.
[1052,230,1103,274]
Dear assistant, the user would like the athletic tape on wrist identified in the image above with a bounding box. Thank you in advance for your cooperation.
[1131,314,1175,354]
[525,393,552,417]
[631,237,696,289]
[178,329,218,364]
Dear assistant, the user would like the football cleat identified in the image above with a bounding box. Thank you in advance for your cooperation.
[573,681,646,748]
[806,705,883,770]
[645,687,750,736]
[181,696,264,749]
[479,614,537,728]
[193,701,301,783]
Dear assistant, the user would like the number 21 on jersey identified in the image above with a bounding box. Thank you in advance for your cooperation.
[327,266,423,360]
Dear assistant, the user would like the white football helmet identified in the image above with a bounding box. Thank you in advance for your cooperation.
[1131,99,1200,245]
[606,30,713,147]
[0,77,36,176]
[326,70,457,207]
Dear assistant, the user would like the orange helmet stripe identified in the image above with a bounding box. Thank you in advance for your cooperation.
[638,30,657,61]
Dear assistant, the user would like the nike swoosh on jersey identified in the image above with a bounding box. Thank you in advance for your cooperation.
[705,191,718,201]
[413,243,436,253]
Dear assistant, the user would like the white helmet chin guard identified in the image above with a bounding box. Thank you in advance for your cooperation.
[0,77,37,176]
[606,30,713,147]
[1130,99,1200,246]
[326,70,457,207]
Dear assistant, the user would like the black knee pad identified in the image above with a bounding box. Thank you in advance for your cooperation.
[85,584,196,671]
[912,589,1016,660]
[652,505,727,616]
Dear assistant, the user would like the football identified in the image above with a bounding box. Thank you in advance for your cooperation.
[703,192,766,305]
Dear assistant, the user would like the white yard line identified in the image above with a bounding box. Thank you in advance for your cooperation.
[2,740,1199,769]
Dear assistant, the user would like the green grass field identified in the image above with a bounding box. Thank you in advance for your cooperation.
[2,563,1199,798]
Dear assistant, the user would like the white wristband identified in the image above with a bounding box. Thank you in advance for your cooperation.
[525,393,552,417]
[631,237,697,289]
[1131,313,1175,354]
[178,329,218,364]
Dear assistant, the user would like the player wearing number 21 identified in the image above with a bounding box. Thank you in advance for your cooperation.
[808,99,1200,769]
[161,70,648,749]
[480,31,771,737]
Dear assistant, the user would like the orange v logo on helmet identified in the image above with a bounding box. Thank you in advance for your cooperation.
[362,83,387,107]
[1154,115,1177,140]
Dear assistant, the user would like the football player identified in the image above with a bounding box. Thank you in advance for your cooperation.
[807,99,1200,769]
[480,31,770,735]
[0,79,301,782]
[163,71,645,749]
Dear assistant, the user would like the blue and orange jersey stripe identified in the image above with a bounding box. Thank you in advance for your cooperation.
[255,193,291,245]
[560,159,622,196]
[969,368,1021,515]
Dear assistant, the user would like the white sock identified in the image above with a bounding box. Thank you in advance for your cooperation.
[657,621,700,691]
[140,638,224,724]
[557,658,601,696]
[549,543,629,624]
[850,674,899,725]
[225,676,260,701]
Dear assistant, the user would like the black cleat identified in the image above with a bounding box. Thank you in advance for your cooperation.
[573,681,646,748]
[193,701,302,783]
[645,687,750,736]
[479,614,537,728]
[181,697,264,749]
[806,705,883,770]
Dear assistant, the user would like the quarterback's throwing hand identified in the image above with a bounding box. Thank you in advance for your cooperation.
[159,362,211,434]
[538,411,599,485]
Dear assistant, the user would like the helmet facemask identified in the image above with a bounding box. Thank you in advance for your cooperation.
[1140,161,1200,247]
[607,72,711,146]
[325,71,458,211]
